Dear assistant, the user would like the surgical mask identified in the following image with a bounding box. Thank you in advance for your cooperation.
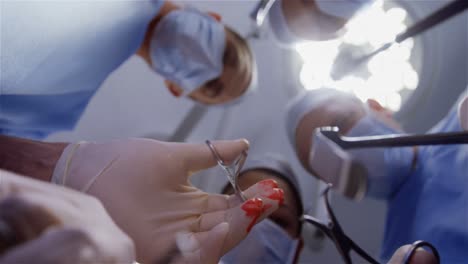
[150,8,226,96]
[220,219,300,264]
[309,112,415,200]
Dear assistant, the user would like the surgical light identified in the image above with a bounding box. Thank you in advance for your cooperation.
[297,0,418,112]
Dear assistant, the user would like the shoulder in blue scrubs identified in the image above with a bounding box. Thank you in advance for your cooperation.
[381,101,468,263]
[0,1,164,139]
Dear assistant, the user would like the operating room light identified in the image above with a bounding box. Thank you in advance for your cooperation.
[297,0,419,112]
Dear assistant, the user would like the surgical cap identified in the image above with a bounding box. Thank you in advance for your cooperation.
[268,0,372,46]
[241,154,300,193]
[286,88,344,149]
[315,0,373,20]
[150,8,225,94]
[268,0,305,46]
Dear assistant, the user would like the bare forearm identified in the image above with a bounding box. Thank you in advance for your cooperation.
[0,135,67,182]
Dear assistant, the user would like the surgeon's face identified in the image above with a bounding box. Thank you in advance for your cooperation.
[165,27,253,105]
[223,170,301,238]
[165,61,252,105]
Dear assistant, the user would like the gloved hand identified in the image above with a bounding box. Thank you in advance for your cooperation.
[1,228,105,264]
[52,139,283,263]
[0,170,135,263]
[387,244,437,264]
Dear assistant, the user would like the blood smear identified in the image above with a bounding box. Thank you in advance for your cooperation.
[241,198,264,233]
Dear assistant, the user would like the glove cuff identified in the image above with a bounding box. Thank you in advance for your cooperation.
[51,142,85,186]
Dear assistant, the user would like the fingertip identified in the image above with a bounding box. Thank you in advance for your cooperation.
[176,231,198,253]
[242,180,283,202]
[261,196,281,215]
[258,179,279,189]
[267,188,284,206]
[242,139,250,149]
[213,222,229,234]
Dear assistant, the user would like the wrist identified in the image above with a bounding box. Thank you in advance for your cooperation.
[0,135,67,182]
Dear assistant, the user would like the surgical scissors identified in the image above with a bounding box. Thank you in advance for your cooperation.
[301,185,440,264]
[206,140,248,202]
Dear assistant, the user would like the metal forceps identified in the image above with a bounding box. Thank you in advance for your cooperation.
[301,185,440,264]
[319,127,468,149]
[206,140,248,202]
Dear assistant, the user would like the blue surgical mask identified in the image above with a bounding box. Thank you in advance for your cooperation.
[150,8,226,96]
[346,113,415,199]
[220,219,300,264]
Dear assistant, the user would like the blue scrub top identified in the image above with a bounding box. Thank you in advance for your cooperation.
[0,1,164,139]
[380,106,468,263]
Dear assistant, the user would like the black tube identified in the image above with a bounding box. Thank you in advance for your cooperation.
[339,132,468,149]
[396,0,468,43]
[319,128,468,149]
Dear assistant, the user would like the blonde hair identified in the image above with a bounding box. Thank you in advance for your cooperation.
[202,26,253,97]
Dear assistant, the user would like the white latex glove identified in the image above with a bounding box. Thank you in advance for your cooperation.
[0,170,135,263]
[1,228,104,264]
[52,139,283,263]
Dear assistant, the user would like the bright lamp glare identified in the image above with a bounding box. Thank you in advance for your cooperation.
[297,2,419,112]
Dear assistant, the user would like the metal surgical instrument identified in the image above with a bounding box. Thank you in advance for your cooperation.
[206,140,248,202]
[332,0,468,79]
[318,127,468,149]
[301,185,440,264]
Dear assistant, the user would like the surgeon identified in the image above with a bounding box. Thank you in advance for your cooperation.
[1,0,254,139]
[219,154,304,264]
[0,136,283,263]
[268,0,373,45]
[286,88,468,263]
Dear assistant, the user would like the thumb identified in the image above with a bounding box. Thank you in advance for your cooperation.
[171,139,250,174]
[176,222,230,264]
[387,244,437,264]
[190,179,283,254]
